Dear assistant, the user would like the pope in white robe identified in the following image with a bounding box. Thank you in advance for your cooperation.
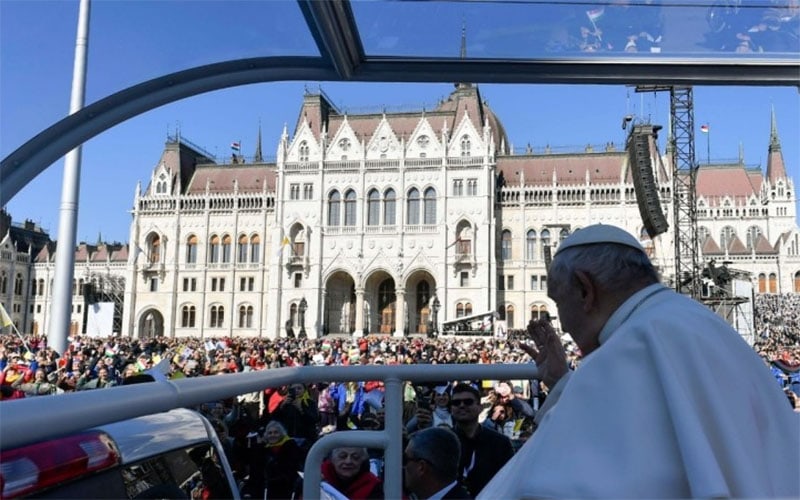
[479,225,800,499]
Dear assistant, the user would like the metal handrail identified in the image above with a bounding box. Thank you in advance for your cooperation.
[0,363,539,500]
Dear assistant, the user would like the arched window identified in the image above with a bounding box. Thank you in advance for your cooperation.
[328,190,341,226]
[221,234,232,263]
[758,273,767,293]
[0,272,6,294]
[460,135,471,157]
[181,305,196,327]
[186,235,198,264]
[72,279,78,296]
[465,303,472,316]
[541,229,551,261]
[526,230,537,261]
[292,229,306,258]
[746,226,762,251]
[720,226,736,250]
[456,303,465,318]
[501,229,512,260]
[407,188,420,225]
[14,274,23,296]
[794,271,800,293]
[384,188,396,225]
[697,226,710,244]
[290,303,299,328]
[559,228,570,244]
[768,273,778,293]
[238,234,248,262]
[31,279,37,297]
[344,189,357,226]
[209,235,220,263]
[505,305,515,329]
[250,235,261,263]
[238,305,254,328]
[299,140,309,162]
[38,279,45,296]
[210,305,224,328]
[367,189,380,226]
[423,187,437,225]
[149,234,161,264]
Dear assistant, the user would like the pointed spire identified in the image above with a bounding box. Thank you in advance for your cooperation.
[665,110,674,155]
[738,142,744,164]
[460,20,467,59]
[254,121,263,163]
[766,106,787,181]
[769,104,781,153]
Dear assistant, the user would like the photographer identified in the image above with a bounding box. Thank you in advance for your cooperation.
[406,384,453,432]
[267,383,319,447]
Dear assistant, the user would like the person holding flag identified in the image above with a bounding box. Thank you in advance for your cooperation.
[0,302,31,354]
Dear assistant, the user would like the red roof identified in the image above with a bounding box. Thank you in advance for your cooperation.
[186,166,276,194]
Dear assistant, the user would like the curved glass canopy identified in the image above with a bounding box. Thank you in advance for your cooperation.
[1,0,798,205]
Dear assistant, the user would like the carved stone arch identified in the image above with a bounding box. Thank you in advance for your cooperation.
[288,221,307,259]
[403,268,437,335]
[323,270,357,335]
[137,308,164,339]
[363,267,397,335]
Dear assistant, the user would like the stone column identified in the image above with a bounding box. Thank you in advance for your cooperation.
[354,288,365,337]
[394,289,406,337]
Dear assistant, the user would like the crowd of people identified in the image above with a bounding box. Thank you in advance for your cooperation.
[1,229,799,498]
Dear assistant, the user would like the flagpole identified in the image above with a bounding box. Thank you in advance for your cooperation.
[707,125,711,165]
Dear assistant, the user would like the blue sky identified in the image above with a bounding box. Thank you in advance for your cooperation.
[1,0,798,244]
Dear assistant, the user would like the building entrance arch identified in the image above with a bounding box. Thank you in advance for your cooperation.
[404,270,436,335]
[138,308,164,338]
[324,271,356,335]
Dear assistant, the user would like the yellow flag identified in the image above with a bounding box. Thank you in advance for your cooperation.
[0,303,12,327]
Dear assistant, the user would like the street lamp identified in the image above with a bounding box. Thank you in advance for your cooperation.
[431,295,440,338]
[299,297,308,338]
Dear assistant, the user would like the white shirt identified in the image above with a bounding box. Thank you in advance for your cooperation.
[480,284,800,498]
[426,480,459,500]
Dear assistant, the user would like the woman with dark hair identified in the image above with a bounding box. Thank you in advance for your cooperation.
[321,447,383,499]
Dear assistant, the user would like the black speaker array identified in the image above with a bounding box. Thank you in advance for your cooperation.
[627,125,669,239]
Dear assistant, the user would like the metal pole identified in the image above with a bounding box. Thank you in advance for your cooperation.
[47,0,91,355]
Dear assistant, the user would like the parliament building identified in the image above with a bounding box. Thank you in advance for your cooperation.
[1,84,797,339]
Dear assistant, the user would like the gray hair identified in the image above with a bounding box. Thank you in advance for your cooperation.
[549,243,660,297]
[264,420,288,437]
[408,427,461,481]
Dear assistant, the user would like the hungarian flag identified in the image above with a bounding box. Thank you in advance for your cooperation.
[700,124,709,133]
[586,7,604,23]
[230,141,241,152]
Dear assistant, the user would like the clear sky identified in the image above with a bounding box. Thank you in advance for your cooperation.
[2,0,798,244]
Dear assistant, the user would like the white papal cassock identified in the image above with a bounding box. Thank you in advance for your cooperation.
[479,284,800,499]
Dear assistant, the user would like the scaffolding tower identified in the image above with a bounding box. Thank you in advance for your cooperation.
[670,87,700,299]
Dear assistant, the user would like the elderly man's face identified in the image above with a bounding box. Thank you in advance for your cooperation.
[548,265,601,355]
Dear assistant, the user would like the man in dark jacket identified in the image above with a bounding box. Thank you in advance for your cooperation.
[404,427,472,499]
[449,383,514,496]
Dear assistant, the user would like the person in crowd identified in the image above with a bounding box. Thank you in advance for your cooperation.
[11,366,59,396]
[407,384,453,432]
[77,365,117,390]
[320,447,383,499]
[404,427,472,499]
[448,383,514,497]
[260,420,303,500]
[266,383,319,446]
[479,223,800,499]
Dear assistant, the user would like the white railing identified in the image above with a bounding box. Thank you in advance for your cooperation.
[0,363,538,500]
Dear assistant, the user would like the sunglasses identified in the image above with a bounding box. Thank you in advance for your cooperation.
[450,398,476,407]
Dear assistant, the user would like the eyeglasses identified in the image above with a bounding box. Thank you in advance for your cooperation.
[403,454,426,466]
[450,398,476,407]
